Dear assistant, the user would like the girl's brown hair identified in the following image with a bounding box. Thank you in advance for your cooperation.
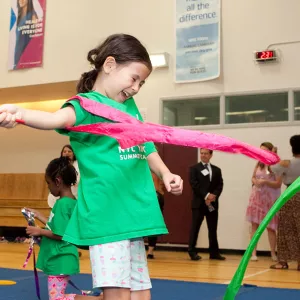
[77,34,152,93]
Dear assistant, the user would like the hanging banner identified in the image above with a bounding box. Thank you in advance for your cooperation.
[175,0,221,83]
[8,0,46,70]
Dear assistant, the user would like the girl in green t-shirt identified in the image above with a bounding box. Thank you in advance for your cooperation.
[26,157,103,300]
[0,34,183,300]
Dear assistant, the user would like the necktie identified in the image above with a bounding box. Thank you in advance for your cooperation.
[204,164,211,181]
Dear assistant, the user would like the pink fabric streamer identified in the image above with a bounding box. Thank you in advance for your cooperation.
[63,96,279,165]
[23,244,33,268]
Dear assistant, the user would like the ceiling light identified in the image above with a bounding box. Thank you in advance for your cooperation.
[226,110,266,116]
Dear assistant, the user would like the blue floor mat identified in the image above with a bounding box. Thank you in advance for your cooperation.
[1,268,300,300]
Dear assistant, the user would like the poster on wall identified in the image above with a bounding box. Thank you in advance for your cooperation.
[8,0,46,70]
[175,0,221,83]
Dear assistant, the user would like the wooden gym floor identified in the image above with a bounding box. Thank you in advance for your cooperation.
[1,243,300,290]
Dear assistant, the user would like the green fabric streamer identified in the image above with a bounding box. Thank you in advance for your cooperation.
[224,177,300,300]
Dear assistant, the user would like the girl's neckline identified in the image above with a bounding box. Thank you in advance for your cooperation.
[57,195,76,201]
[90,90,132,108]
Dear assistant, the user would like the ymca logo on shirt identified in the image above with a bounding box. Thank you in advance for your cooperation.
[118,145,147,161]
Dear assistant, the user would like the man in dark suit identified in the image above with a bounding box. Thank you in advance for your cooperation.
[188,148,225,261]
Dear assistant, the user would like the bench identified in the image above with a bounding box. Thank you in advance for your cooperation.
[0,173,51,227]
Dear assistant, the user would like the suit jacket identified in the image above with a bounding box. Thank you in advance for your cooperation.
[189,162,223,209]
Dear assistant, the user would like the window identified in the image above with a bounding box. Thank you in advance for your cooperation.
[225,93,288,124]
[294,91,300,121]
[162,97,220,126]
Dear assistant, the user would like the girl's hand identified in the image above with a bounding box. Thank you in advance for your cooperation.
[162,172,183,195]
[25,207,42,219]
[0,104,22,128]
[26,226,41,237]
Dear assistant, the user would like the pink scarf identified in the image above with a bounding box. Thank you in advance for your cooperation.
[62,96,279,165]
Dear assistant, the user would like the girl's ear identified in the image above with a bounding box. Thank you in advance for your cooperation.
[103,56,117,74]
[55,177,61,187]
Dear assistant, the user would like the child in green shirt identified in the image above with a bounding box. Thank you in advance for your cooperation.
[0,33,183,300]
[26,157,102,300]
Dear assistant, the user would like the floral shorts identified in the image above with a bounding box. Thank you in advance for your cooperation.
[89,238,151,291]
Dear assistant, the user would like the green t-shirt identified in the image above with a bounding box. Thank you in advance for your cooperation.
[36,197,79,275]
[56,91,168,246]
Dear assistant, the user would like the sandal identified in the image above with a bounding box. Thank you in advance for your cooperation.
[270,261,288,269]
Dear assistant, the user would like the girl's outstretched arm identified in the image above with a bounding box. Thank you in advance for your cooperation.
[0,104,76,129]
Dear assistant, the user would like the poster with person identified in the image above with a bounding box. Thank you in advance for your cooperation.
[8,0,46,70]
